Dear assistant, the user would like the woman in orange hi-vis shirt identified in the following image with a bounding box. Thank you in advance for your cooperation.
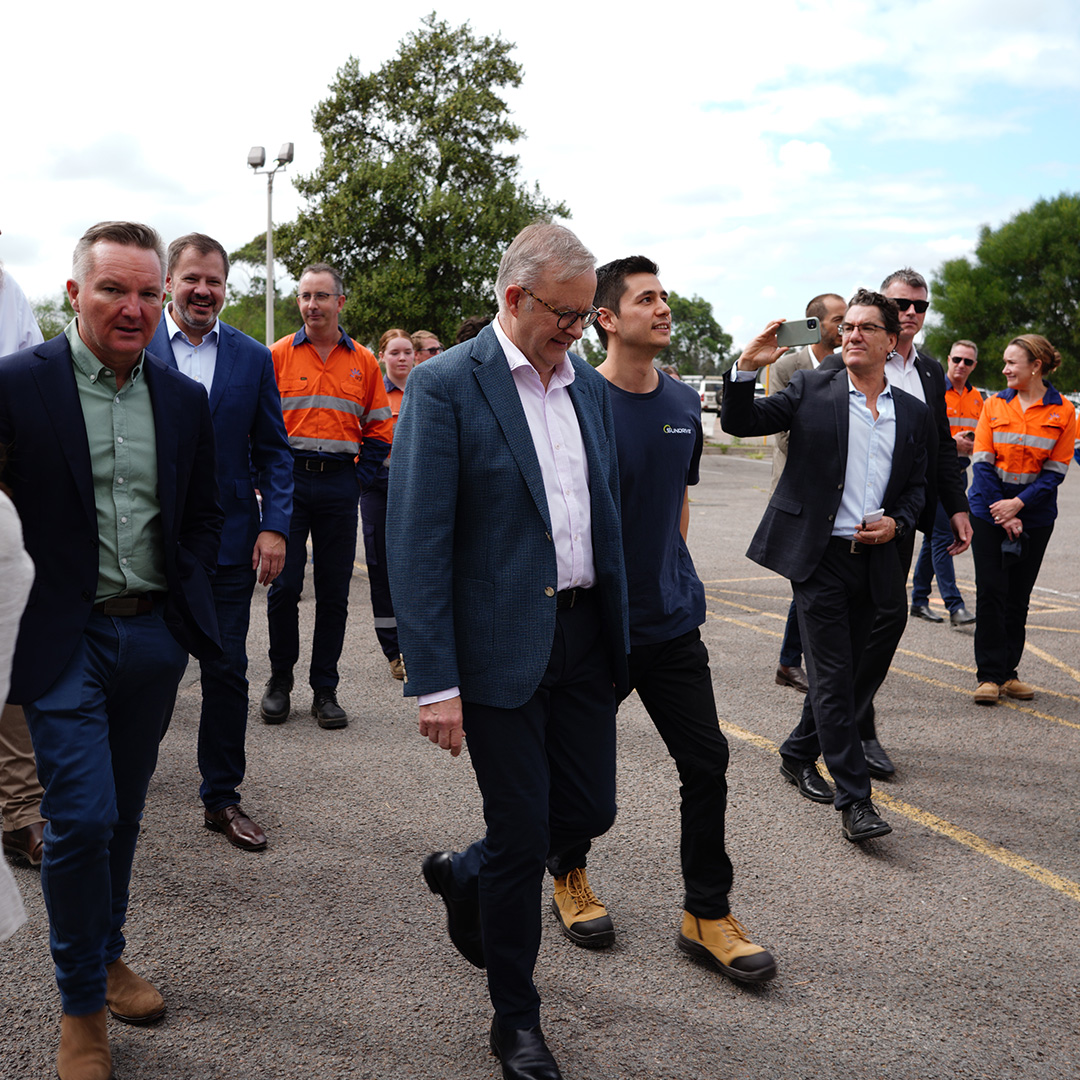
[969,334,1076,706]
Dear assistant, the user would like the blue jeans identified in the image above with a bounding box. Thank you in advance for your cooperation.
[778,596,802,667]
[267,464,359,690]
[910,500,964,612]
[25,607,188,1015]
[198,564,257,811]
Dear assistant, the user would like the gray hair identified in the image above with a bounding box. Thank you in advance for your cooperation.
[494,223,595,314]
[950,339,978,359]
[880,266,928,293]
[72,221,165,289]
[299,262,344,295]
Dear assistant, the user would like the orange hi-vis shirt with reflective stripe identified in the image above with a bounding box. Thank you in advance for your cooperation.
[944,381,982,437]
[271,326,393,459]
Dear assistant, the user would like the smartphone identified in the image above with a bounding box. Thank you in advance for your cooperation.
[776,318,822,349]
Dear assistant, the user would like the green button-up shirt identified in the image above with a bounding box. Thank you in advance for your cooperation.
[66,319,167,601]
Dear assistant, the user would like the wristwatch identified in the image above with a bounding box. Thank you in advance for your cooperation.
[893,519,907,541]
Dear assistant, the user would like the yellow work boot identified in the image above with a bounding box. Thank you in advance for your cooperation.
[1001,678,1034,700]
[551,867,614,947]
[57,1008,112,1080]
[105,958,165,1025]
[677,911,777,984]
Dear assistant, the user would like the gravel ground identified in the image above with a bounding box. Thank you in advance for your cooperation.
[2,453,1079,1079]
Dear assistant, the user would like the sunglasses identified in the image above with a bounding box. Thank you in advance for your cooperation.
[892,298,929,314]
[949,356,976,366]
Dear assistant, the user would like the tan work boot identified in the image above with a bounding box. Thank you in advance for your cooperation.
[974,681,1001,705]
[57,1008,112,1080]
[105,958,165,1025]
[1001,678,1034,700]
[551,867,614,947]
[677,911,777,984]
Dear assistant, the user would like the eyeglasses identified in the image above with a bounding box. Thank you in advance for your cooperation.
[417,345,442,355]
[298,292,340,303]
[518,285,599,329]
[839,322,888,336]
[891,298,929,314]
[949,356,976,366]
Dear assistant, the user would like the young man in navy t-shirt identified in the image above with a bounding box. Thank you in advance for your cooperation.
[546,256,776,985]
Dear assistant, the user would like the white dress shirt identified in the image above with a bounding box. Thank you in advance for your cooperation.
[885,345,926,404]
[163,304,219,392]
[0,271,44,356]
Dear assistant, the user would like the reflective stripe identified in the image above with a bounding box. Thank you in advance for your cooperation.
[994,466,1038,486]
[366,405,393,423]
[1045,459,1069,475]
[282,394,368,417]
[950,416,978,428]
[992,431,1058,450]
[372,617,397,628]
[972,451,995,465]
[288,435,360,454]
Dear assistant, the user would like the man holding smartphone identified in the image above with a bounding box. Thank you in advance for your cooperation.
[910,341,981,625]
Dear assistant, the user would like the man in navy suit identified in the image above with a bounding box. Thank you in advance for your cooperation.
[722,289,929,843]
[0,221,221,1080]
[150,233,293,853]
[387,223,628,1080]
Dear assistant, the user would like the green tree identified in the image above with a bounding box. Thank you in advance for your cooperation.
[658,292,733,375]
[31,293,74,339]
[239,13,569,347]
[927,192,1080,390]
[219,265,303,346]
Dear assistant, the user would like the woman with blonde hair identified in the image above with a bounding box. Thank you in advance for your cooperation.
[969,334,1076,704]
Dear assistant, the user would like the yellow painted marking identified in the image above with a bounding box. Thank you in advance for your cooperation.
[1024,643,1080,686]
[718,720,1080,904]
[1027,625,1080,634]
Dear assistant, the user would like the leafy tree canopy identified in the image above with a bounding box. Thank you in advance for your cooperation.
[240,13,568,347]
[658,292,733,376]
[31,293,74,340]
[926,192,1080,390]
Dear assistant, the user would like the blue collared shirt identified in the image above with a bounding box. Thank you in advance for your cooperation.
[833,374,897,538]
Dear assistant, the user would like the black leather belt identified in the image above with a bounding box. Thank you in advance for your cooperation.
[829,536,868,555]
[92,595,155,616]
[557,587,592,609]
[297,457,351,473]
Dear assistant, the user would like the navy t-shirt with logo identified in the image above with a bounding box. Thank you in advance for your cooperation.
[608,373,706,646]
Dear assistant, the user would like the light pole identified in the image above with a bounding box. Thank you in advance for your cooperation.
[247,142,294,345]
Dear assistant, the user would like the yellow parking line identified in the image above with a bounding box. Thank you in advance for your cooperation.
[719,719,1080,905]
[1024,643,1080,685]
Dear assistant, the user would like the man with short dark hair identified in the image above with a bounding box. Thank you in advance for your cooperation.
[910,339,981,626]
[0,221,222,1079]
[149,233,293,851]
[388,223,628,1080]
[556,254,776,984]
[769,292,846,694]
[723,289,931,842]
[261,264,393,730]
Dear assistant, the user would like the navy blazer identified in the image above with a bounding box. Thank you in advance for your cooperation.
[149,315,293,566]
[0,334,223,704]
[385,324,629,709]
[820,347,967,533]
[721,365,930,585]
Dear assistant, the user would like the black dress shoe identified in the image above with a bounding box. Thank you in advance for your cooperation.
[861,738,895,779]
[950,605,976,626]
[422,852,485,968]
[779,755,834,804]
[311,688,347,729]
[910,603,944,623]
[260,670,293,724]
[775,664,809,693]
[841,798,892,841]
[490,1018,564,1080]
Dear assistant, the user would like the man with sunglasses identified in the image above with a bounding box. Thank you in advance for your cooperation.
[411,329,442,361]
[822,269,970,779]
[387,223,628,1080]
[910,341,981,626]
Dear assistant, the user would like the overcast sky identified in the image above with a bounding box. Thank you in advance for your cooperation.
[4,0,1078,349]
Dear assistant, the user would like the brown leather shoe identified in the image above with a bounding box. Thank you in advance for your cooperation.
[3,819,45,867]
[974,682,1000,705]
[1001,678,1034,700]
[57,1008,112,1080]
[775,665,809,693]
[204,805,268,852]
[105,958,165,1025]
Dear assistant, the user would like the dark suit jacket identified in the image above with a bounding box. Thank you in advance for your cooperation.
[0,334,223,704]
[150,315,293,566]
[821,347,967,533]
[385,324,629,709]
[721,365,929,585]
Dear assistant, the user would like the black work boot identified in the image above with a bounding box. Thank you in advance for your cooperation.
[260,670,293,724]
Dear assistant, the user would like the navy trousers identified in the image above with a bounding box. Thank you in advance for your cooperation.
[450,592,616,1029]
[25,607,188,1015]
[267,463,359,690]
[778,596,803,667]
[360,484,399,662]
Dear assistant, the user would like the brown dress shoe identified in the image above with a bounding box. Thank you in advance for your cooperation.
[775,665,809,693]
[105,958,165,1025]
[57,1008,112,1080]
[204,805,268,852]
[3,819,45,867]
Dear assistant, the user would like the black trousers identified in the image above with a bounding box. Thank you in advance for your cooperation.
[782,538,901,808]
[970,515,1053,685]
[551,628,734,919]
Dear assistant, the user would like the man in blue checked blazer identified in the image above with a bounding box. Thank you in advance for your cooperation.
[150,233,293,854]
[387,223,628,1080]
[722,288,930,845]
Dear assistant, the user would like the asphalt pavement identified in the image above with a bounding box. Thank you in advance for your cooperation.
[2,452,1079,1079]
